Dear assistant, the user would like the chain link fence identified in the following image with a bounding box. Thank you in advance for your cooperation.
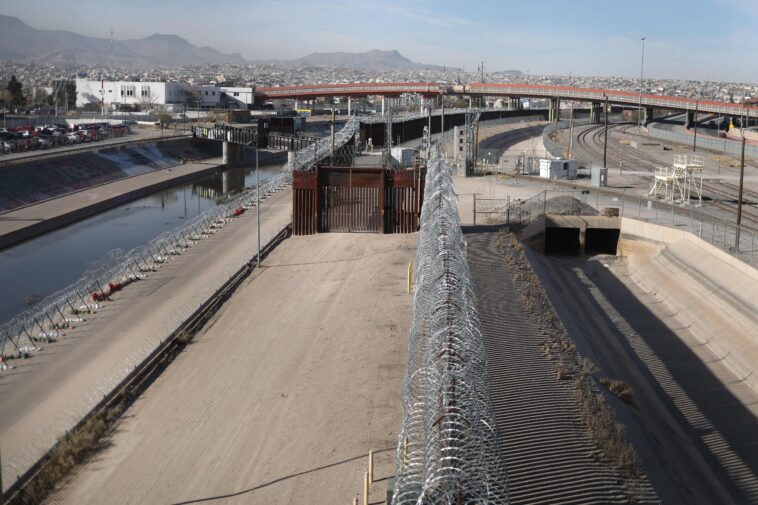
[474,188,758,268]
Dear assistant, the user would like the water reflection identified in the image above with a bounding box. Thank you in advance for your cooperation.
[0,164,279,324]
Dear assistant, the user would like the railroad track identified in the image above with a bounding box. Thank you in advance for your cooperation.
[573,123,758,231]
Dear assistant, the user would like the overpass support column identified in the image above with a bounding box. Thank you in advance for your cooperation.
[222,141,243,165]
[644,106,654,124]
[347,96,351,116]
[381,97,385,116]
[294,99,298,110]
[510,98,523,110]
[686,110,695,128]
[590,101,603,123]
[549,98,560,122]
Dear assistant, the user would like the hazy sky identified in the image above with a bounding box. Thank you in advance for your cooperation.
[3,0,758,82]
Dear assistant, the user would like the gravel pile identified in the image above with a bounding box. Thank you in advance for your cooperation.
[545,195,599,216]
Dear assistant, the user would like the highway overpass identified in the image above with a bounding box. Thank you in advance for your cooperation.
[256,82,758,119]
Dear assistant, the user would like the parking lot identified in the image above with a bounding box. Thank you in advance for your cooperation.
[0,122,132,155]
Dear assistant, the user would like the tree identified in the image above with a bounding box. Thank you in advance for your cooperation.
[44,81,76,111]
[158,113,172,128]
[6,75,26,107]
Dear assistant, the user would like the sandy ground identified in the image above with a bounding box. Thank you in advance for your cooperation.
[527,237,758,504]
[0,188,292,491]
[46,232,416,505]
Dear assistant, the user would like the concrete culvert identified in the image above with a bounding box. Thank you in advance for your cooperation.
[585,228,620,255]
[545,227,581,255]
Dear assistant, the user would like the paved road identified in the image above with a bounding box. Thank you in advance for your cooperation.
[46,232,416,505]
[0,187,292,491]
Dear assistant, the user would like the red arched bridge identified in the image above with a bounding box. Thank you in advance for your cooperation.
[256,82,757,117]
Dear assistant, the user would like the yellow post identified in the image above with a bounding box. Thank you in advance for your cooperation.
[407,262,412,294]
[353,498,358,505]
[403,436,408,465]
[368,450,374,483]
[364,471,370,505]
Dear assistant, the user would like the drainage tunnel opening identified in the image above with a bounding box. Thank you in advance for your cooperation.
[544,227,581,256]
[585,228,620,255]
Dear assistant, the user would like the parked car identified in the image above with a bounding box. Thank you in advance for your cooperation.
[64,132,81,144]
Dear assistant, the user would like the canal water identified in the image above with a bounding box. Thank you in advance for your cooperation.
[0,163,280,325]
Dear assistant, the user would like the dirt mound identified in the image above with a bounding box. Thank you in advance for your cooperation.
[545,195,598,216]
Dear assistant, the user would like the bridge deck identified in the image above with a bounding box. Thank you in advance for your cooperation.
[45,232,416,505]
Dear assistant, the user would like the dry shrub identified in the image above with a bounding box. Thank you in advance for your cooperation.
[14,404,124,504]
[601,378,635,405]
[496,229,644,490]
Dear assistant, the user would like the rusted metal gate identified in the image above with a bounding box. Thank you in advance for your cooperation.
[293,170,318,235]
[319,168,383,233]
[293,166,423,235]
[385,168,424,233]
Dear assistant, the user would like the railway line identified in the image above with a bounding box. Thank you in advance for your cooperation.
[573,123,758,231]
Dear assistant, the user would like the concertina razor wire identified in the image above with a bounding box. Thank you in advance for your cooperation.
[392,149,509,505]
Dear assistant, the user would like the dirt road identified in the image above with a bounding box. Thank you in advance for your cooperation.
[47,233,416,505]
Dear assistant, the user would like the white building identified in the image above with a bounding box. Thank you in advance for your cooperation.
[193,85,222,108]
[75,79,223,110]
[220,86,255,109]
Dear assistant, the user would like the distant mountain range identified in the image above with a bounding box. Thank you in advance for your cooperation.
[0,15,459,71]
[255,49,451,71]
[0,15,246,66]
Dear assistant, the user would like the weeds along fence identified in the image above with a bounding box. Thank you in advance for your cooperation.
[392,150,508,505]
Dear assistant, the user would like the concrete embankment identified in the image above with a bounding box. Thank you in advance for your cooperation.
[0,158,226,249]
[0,149,288,250]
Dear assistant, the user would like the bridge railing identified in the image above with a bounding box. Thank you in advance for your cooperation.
[392,149,508,505]
[191,124,257,145]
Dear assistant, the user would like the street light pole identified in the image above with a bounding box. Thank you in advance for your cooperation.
[603,94,609,168]
[255,147,261,268]
[692,100,699,152]
[638,36,646,133]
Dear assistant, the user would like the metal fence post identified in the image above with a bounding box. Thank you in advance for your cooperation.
[473,194,477,226]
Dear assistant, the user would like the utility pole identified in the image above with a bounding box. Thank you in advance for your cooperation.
[441,93,445,140]
[692,101,699,152]
[568,73,574,159]
[255,146,261,267]
[603,94,609,168]
[736,109,747,249]
[638,36,645,133]
[330,108,335,161]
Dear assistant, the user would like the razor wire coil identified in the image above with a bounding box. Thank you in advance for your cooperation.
[392,149,508,505]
